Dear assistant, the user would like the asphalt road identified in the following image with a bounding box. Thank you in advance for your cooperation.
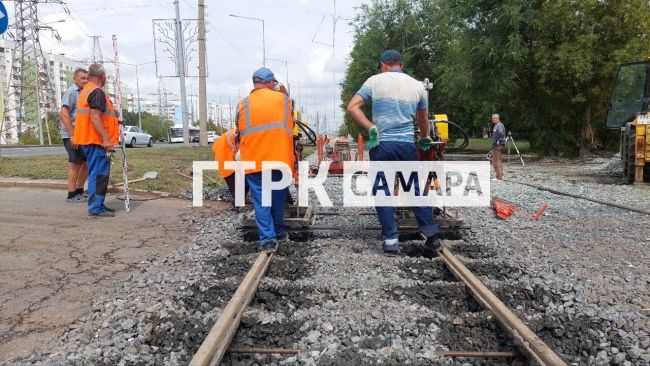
[0,142,199,157]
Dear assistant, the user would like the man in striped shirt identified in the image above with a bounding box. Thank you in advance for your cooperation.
[347,50,440,254]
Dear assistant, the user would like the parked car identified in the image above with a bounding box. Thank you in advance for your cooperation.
[207,131,219,144]
[123,126,154,147]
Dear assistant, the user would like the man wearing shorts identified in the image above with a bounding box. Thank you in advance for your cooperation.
[60,68,89,202]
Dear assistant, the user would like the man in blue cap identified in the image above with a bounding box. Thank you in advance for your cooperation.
[346,49,441,254]
[236,67,295,252]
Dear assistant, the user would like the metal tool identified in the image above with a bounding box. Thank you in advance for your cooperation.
[505,131,525,166]
[112,35,130,212]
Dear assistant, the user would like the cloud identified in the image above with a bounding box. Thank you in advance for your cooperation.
[5,0,368,132]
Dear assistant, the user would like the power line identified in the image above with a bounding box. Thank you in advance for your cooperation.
[181,0,195,12]
[72,2,173,13]
[206,24,257,66]
[238,0,343,17]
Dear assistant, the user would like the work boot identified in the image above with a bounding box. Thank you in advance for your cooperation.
[276,233,290,243]
[88,210,115,218]
[382,238,400,255]
[102,205,116,213]
[259,241,277,253]
[424,234,442,255]
[66,194,87,203]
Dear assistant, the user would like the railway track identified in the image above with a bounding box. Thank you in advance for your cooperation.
[188,231,568,365]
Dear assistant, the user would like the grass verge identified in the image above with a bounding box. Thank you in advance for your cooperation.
[0,146,223,196]
[466,137,532,154]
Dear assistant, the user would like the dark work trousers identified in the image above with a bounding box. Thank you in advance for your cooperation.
[224,174,250,201]
[80,145,111,214]
[369,141,439,241]
[245,170,288,245]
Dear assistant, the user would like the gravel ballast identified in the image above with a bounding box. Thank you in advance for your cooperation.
[10,155,650,366]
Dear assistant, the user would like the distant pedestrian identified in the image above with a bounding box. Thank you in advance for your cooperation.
[73,64,119,217]
[491,113,506,180]
[346,49,440,255]
[60,68,89,202]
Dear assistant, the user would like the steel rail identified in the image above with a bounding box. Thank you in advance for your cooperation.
[189,252,273,366]
[438,351,518,358]
[439,247,567,366]
[507,179,650,216]
[228,347,306,355]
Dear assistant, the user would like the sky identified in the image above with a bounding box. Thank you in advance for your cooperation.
[2,0,368,133]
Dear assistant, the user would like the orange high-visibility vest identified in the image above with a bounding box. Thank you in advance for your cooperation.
[237,88,294,174]
[73,82,119,146]
[213,128,237,178]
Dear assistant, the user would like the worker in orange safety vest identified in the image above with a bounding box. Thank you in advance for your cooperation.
[73,63,119,217]
[237,67,294,252]
[212,128,249,203]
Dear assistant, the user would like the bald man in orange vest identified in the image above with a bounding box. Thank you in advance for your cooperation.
[73,63,119,217]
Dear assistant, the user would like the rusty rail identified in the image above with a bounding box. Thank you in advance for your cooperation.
[438,351,518,358]
[228,347,306,355]
[189,252,273,366]
[507,179,650,216]
[439,247,567,366]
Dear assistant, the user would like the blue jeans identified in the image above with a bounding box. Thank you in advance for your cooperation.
[80,145,111,214]
[369,141,439,241]
[246,170,288,245]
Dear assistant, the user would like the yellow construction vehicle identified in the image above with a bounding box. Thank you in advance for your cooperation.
[606,61,650,183]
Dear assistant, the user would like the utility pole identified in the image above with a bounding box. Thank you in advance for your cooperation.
[316,111,320,135]
[189,94,197,124]
[90,35,104,64]
[228,98,233,129]
[230,14,265,67]
[135,65,142,129]
[123,62,155,129]
[197,0,208,146]
[218,96,223,131]
[290,80,302,112]
[332,0,337,131]
[2,0,63,145]
[174,0,190,145]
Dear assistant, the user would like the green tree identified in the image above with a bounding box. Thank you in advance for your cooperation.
[341,0,650,155]
[47,111,63,144]
[208,119,227,134]
[141,113,172,141]
[120,110,171,141]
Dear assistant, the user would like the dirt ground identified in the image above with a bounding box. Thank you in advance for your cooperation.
[0,187,225,363]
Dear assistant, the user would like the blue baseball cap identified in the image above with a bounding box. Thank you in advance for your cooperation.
[378,50,402,63]
[252,68,277,83]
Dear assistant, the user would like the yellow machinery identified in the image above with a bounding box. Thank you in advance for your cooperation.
[605,61,650,183]
[434,114,449,142]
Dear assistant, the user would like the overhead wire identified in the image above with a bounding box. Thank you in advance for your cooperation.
[205,23,257,67]
[71,2,173,13]
[238,0,333,16]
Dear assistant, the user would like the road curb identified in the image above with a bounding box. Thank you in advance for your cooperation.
[0,178,172,197]
[0,144,64,149]
[0,178,68,190]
